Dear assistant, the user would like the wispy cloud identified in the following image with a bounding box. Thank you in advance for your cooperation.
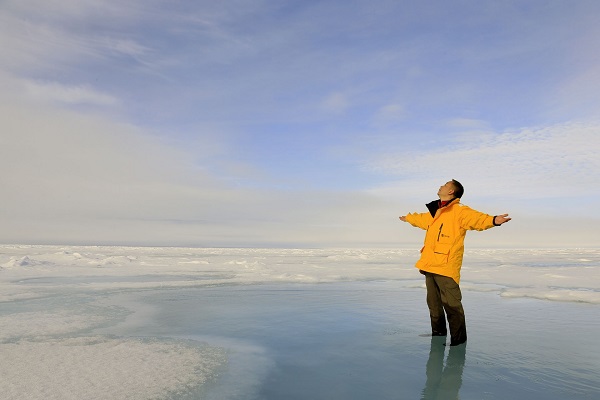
[367,122,600,200]
[22,80,119,106]
[321,92,350,114]
[0,1,166,77]
[373,104,407,127]
[0,86,399,247]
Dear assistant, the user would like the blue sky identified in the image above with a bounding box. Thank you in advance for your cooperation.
[1,0,599,247]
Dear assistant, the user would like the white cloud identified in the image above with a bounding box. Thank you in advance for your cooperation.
[551,63,600,120]
[0,13,86,71]
[103,37,151,58]
[22,80,119,106]
[2,0,143,22]
[0,106,215,244]
[446,118,490,130]
[321,92,350,114]
[367,122,600,200]
[373,103,406,126]
[0,1,159,76]
[0,87,401,247]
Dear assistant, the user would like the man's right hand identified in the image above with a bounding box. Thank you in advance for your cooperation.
[399,216,407,222]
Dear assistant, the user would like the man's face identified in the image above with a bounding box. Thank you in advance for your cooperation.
[437,181,455,197]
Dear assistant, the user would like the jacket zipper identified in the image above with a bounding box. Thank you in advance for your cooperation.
[437,224,444,241]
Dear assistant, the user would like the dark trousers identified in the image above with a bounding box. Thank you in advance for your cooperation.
[424,272,467,345]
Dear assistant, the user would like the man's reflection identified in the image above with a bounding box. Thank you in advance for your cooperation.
[421,337,466,400]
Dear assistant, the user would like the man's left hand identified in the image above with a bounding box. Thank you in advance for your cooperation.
[494,214,511,225]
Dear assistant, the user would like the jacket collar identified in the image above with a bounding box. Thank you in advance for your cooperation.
[426,197,460,217]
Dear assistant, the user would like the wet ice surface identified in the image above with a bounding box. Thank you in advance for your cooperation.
[1,246,599,399]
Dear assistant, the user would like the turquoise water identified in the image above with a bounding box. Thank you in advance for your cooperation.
[104,282,599,399]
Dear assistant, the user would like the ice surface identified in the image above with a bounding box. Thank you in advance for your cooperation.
[0,245,598,399]
[1,246,598,303]
[3,337,225,400]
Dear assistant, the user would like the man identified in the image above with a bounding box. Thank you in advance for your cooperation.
[399,180,511,346]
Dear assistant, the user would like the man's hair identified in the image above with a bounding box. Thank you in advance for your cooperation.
[451,179,464,198]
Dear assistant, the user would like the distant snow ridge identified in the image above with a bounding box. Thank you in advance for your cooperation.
[0,245,598,303]
[2,256,46,268]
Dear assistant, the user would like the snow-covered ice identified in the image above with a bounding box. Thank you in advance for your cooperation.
[0,245,598,399]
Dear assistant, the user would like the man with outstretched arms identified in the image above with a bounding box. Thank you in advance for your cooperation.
[399,180,511,346]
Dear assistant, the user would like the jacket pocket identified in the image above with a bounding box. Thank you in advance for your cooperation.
[433,243,451,265]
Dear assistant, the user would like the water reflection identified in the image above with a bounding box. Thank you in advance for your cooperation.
[421,337,466,400]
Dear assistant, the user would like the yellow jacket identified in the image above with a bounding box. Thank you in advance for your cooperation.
[405,198,496,283]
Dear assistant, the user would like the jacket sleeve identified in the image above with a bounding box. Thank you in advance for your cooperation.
[458,206,495,231]
[404,212,431,230]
